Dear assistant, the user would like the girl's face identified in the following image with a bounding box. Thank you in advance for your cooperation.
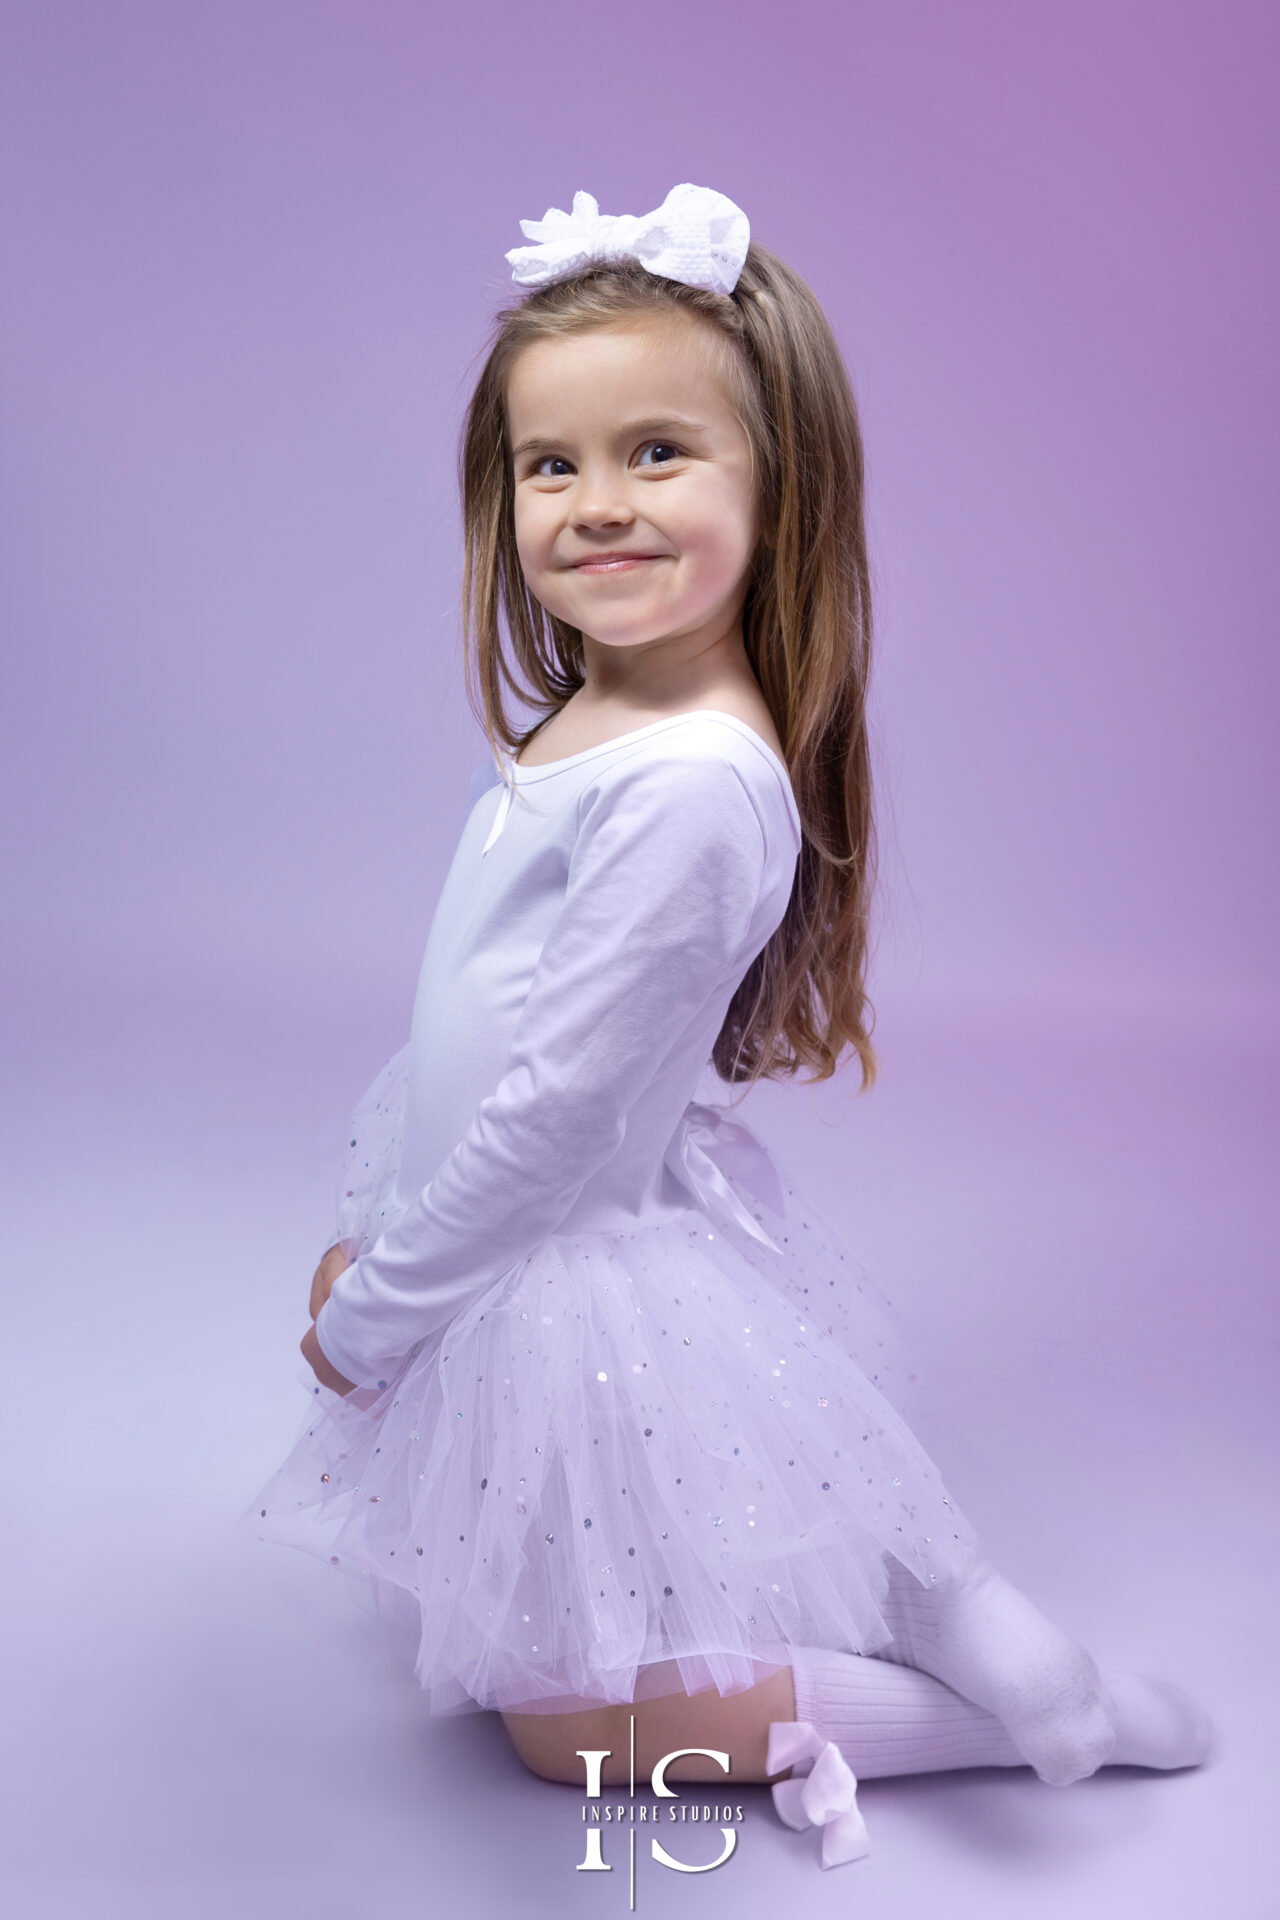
[505,313,759,655]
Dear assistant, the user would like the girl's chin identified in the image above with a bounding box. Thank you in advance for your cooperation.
[559,605,713,649]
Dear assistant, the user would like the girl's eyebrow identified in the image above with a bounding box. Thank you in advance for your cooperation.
[510,416,709,460]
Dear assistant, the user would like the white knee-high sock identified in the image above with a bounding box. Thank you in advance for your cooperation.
[783,1645,1030,1778]
[874,1554,1119,1785]
[783,1647,1215,1787]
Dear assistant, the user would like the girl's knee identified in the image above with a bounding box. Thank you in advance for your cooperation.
[505,1727,568,1782]
[502,1703,627,1784]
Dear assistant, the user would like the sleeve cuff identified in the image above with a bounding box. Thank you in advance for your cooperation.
[312,1297,397,1392]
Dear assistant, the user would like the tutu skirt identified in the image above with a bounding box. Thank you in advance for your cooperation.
[245,1053,983,1717]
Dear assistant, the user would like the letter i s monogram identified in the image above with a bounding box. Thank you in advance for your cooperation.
[574,1735,739,1882]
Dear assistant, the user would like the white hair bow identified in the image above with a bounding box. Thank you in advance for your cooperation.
[506,182,750,297]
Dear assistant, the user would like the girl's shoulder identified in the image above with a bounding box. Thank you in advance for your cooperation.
[580,709,798,821]
[467,709,802,855]
[570,711,801,853]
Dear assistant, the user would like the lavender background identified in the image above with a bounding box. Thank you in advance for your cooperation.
[3,2,1275,1916]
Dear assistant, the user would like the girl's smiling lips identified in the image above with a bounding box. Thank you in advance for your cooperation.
[567,552,668,573]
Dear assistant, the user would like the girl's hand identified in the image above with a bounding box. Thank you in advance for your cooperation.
[309,1241,354,1321]
[303,1243,358,1394]
[300,1319,357,1396]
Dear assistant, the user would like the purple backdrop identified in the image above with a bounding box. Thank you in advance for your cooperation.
[2,4,1274,1916]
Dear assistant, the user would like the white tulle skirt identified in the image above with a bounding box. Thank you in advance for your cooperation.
[243,1051,983,1718]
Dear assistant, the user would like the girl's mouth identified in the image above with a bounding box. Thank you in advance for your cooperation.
[571,555,664,574]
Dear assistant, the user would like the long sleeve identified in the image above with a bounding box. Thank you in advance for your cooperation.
[313,746,771,1388]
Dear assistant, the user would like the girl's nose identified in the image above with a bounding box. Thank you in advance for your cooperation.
[571,469,635,530]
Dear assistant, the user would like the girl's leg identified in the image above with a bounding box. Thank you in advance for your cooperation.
[502,1697,631,1785]
[870,1548,1222,1785]
[502,1660,1054,1788]
[502,1649,1214,1788]
[502,1668,795,1787]
[782,1645,1213,1784]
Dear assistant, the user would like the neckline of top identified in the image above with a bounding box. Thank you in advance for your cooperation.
[506,709,794,796]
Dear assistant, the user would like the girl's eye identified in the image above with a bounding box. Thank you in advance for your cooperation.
[532,455,573,478]
[636,442,682,468]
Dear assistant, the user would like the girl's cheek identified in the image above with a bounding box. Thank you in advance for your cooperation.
[689,517,753,579]
[513,513,552,578]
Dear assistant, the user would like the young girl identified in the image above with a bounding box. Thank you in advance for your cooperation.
[246,183,1215,1869]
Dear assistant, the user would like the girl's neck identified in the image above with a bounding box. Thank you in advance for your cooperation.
[520,626,784,770]
[576,618,750,713]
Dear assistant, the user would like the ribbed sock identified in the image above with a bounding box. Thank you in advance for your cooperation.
[783,1644,1030,1777]
[782,1644,1215,1786]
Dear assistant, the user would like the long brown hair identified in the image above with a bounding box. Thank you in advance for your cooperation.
[458,240,878,1094]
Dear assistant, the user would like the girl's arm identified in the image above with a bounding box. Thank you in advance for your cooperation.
[312,745,774,1389]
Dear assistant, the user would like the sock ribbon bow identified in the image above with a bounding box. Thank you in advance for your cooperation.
[766,1720,871,1868]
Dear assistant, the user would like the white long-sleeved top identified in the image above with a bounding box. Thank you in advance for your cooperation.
[313,710,803,1389]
